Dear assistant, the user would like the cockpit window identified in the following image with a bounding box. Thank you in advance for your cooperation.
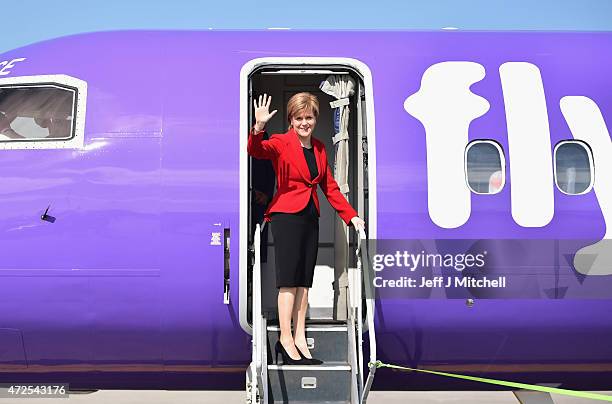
[554,140,593,195]
[465,140,505,194]
[0,85,75,141]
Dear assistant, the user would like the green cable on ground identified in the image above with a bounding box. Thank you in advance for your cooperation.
[370,361,612,402]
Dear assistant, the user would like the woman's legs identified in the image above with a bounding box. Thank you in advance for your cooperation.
[292,287,313,359]
[277,287,301,360]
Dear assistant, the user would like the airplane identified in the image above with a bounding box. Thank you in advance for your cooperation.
[0,30,611,404]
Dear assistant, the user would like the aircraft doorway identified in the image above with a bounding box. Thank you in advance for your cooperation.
[239,58,377,333]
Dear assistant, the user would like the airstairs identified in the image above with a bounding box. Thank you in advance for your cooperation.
[247,224,377,404]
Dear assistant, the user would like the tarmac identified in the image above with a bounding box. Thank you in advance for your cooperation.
[0,390,610,403]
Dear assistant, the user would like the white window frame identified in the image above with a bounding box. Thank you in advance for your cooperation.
[464,139,506,195]
[553,139,595,195]
[0,75,87,150]
[238,57,377,334]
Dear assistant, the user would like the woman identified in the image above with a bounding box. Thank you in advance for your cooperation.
[248,92,365,365]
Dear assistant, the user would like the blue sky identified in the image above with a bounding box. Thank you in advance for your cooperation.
[1,0,611,52]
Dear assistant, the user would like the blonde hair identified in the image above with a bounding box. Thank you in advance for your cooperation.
[286,92,319,129]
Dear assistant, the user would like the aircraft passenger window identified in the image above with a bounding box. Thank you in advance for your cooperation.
[0,86,75,141]
[554,141,593,195]
[465,140,505,194]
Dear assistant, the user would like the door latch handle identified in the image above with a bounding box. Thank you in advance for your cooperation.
[223,228,230,305]
[41,205,56,223]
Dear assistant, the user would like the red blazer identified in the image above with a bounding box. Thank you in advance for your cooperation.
[248,127,358,225]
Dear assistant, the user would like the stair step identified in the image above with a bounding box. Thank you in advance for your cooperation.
[267,325,348,332]
[267,326,349,364]
[267,364,351,403]
[265,318,348,327]
[268,364,350,371]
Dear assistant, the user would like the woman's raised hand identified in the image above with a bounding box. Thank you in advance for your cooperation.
[253,94,278,131]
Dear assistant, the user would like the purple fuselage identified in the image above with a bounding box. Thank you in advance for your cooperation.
[0,31,611,391]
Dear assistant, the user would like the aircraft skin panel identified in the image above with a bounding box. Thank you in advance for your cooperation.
[0,31,610,390]
[159,67,244,368]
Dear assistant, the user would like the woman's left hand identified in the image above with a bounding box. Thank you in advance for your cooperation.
[350,216,366,232]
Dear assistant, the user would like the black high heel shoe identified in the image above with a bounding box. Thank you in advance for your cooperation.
[275,341,307,365]
[296,346,323,365]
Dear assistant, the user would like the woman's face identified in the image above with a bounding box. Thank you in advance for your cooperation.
[290,109,316,139]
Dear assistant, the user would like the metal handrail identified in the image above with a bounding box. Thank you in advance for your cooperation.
[356,227,377,404]
[346,235,360,404]
[251,223,263,404]
[353,232,364,395]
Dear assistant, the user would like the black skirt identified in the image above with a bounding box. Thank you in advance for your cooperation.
[270,206,319,288]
